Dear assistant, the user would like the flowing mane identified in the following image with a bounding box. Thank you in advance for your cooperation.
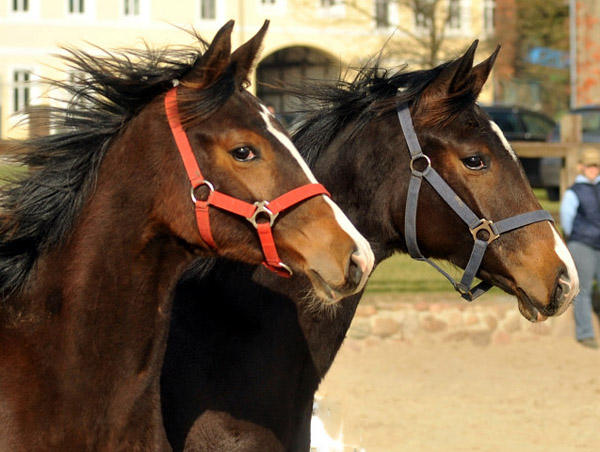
[292,57,477,167]
[0,34,236,297]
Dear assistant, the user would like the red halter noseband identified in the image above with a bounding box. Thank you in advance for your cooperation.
[165,87,330,277]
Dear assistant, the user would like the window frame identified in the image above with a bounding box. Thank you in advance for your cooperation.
[317,0,344,18]
[121,0,149,20]
[445,0,471,36]
[198,0,219,21]
[483,0,496,35]
[66,0,96,18]
[9,0,40,18]
[375,0,390,29]
[12,69,32,114]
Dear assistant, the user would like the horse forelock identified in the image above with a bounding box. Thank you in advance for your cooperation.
[0,34,234,298]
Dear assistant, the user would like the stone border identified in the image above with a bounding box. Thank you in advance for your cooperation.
[348,293,576,346]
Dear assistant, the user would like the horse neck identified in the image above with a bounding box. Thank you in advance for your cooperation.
[1,113,194,448]
[290,116,411,376]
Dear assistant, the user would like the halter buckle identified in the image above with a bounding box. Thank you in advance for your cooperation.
[455,283,474,301]
[247,201,279,228]
[470,219,500,244]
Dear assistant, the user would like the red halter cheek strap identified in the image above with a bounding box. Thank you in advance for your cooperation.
[164,87,330,277]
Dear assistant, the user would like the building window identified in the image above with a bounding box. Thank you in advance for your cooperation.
[69,0,85,14]
[68,0,85,13]
[124,0,140,16]
[447,0,461,30]
[415,8,432,32]
[13,70,30,113]
[200,0,216,19]
[68,0,95,19]
[318,0,344,17]
[260,0,286,14]
[12,0,30,12]
[375,0,390,28]
[483,0,495,34]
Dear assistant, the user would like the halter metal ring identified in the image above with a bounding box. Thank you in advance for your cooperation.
[247,201,279,228]
[470,219,500,244]
[276,262,293,276]
[190,180,215,203]
[409,154,432,177]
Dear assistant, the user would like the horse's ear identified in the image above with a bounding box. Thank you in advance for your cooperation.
[471,45,500,98]
[182,20,234,88]
[230,20,269,88]
[419,40,479,103]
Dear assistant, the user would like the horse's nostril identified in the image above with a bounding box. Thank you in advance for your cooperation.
[540,270,576,318]
[557,272,572,299]
[348,250,365,288]
[551,270,572,306]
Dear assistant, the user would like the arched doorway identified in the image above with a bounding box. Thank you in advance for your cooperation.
[256,46,339,127]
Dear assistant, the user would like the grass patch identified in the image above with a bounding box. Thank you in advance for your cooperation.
[533,188,560,216]
[0,163,27,182]
[365,253,457,294]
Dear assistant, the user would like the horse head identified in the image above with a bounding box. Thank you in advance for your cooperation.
[151,21,373,303]
[403,42,578,321]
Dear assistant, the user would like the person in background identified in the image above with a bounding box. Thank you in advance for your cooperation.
[560,146,600,349]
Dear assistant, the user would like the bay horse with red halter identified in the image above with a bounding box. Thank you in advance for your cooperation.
[0,21,373,452]
[160,41,579,451]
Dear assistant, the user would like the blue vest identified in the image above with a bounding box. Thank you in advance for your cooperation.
[570,182,600,249]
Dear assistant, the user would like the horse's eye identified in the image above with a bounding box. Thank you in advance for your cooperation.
[462,156,486,171]
[231,146,257,162]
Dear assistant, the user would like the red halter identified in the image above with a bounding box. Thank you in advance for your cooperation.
[165,87,331,277]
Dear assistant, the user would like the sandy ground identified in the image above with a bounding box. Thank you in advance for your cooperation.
[316,315,600,452]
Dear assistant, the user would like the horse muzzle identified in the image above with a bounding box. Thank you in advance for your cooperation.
[307,247,371,305]
[516,268,579,323]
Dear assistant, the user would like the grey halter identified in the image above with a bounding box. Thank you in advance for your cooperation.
[397,104,554,301]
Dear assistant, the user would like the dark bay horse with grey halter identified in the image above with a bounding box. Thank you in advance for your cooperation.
[0,21,373,452]
[160,41,579,452]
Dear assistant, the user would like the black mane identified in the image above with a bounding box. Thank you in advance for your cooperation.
[291,58,461,167]
[0,35,235,297]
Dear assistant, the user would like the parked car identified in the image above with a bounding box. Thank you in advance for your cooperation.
[480,105,557,196]
[548,105,600,142]
[540,105,600,200]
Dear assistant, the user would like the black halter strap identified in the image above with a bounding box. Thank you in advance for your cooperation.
[397,104,554,301]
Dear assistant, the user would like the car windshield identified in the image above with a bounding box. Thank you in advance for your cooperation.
[487,111,522,133]
[520,112,555,137]
[581,110,600,134]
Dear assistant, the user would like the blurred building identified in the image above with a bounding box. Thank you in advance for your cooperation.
[0,0,497,139]
[571,0,600,108]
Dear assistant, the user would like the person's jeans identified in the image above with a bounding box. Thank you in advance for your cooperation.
[568,241,600,340]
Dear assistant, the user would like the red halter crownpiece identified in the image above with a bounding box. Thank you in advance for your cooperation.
[165,87,330,277]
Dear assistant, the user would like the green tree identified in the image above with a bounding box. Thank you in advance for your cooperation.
[507,0,570,116]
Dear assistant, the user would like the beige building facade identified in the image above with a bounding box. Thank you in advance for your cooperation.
[0,0,496,139]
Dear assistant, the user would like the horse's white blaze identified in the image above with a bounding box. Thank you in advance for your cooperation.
[552,226,579,307]
[322,197,375,282]
[259,105,318,183]
[489,120,518,162]
[259,106,375,280]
